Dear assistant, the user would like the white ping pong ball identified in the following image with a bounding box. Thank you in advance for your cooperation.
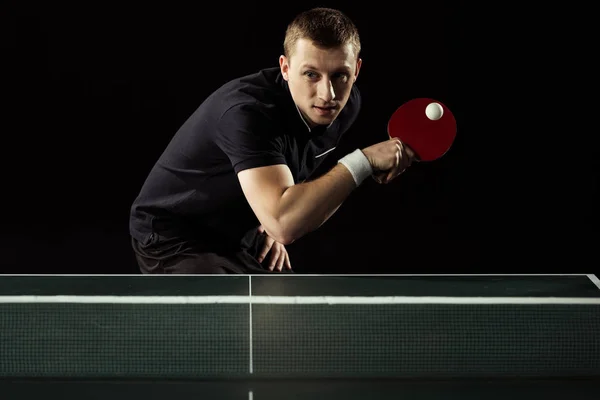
[425,102,444,121]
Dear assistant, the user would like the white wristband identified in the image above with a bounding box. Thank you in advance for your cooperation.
[337,149,373,186]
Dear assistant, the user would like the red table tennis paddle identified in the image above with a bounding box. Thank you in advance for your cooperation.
[387,98,457,161]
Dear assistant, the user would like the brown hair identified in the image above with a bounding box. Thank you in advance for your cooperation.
[283,8,361,61]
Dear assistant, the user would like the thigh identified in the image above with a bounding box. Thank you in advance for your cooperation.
[134,251,231,274]
[132,236,257,274]
[131,235,293,274]
[131,236,212,273]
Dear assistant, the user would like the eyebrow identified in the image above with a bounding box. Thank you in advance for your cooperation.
[302,64,351,73]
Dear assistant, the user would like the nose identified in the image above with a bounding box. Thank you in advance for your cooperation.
[317,78,335,103]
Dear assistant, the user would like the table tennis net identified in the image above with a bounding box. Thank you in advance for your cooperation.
[0,295,599,379]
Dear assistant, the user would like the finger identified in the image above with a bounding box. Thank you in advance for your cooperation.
[397,141,411,170]
[268,245,281,271]
[384,169,397,184]
[402,144,415,169]
[405,144,418,162]
[383,142,402,183]
[386,141,412,183]
[257,236,274,263]
[257,225,265,234]
[284,251,292,270]
[372,172,385,184]
[275,251,286,272]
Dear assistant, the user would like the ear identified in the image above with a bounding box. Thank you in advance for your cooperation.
[353,58,362,82]
[279,55,289,81]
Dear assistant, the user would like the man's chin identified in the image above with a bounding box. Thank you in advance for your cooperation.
[310,108,337,124]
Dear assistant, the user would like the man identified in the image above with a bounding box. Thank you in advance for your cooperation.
[129,7,415,274]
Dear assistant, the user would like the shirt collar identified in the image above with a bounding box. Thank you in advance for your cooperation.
[294,104,334,133]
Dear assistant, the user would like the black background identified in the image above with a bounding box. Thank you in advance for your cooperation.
[2,2,597,275]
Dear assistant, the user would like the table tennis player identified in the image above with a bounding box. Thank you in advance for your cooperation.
[129,7,416,275]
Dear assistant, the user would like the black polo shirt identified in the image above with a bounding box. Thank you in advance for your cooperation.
[129,67,361,250]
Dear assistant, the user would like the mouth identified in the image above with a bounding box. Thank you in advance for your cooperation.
[313,105,337,115]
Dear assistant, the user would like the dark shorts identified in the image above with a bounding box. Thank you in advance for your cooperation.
[131,231,294,274]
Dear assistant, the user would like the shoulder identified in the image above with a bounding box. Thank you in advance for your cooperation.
[216,67,286,113]
[216,68,291,133]
[211,70,289,173]
[213,67,288,130]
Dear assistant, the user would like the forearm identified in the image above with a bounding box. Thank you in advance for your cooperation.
[277,163,357,242]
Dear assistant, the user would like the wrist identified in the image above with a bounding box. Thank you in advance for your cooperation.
[337,149,373,186]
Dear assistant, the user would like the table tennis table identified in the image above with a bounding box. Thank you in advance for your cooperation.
[1,273,599,399]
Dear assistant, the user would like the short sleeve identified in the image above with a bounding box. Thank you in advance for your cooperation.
[215,103,287,174]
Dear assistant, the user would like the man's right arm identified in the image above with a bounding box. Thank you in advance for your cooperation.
[237,162,357,245]
[238,138,414,245]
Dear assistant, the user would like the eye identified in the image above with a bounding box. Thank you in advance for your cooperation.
[334,73,350,83]
[304,71,318,79]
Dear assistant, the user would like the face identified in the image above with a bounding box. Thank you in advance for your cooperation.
[279,38,362,128]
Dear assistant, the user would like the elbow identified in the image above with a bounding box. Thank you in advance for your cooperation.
[277,232,297,246]
[271,226,298,246]
[266,219,300,246]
